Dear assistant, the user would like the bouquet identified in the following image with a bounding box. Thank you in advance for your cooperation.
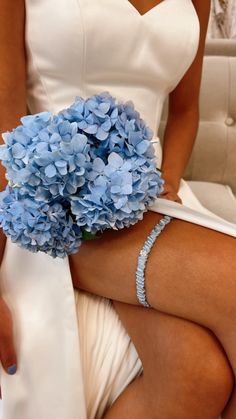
[0,92,164,258]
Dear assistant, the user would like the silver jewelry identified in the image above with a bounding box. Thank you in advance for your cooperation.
[135,215,173,308]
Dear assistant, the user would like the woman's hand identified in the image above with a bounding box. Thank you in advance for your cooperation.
[159,180,183,204]
[0,296,18,399]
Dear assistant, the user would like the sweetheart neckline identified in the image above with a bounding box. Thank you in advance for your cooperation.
[126,0,167,17]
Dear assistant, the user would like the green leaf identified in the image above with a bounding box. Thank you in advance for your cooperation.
[82,230,99,240]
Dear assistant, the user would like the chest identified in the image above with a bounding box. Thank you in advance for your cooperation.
[126,0,166,15]
[25,0,200,95]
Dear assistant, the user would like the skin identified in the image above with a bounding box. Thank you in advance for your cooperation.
[0,1,234,418]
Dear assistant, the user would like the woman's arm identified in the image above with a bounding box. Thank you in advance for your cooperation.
[0,0,27,265]
[160,0,211,195]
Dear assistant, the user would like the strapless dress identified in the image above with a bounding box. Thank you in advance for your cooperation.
[0,1,235,418]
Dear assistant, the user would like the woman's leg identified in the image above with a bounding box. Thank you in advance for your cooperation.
[222,393,236,418]
[103,303,233,419]
[69,211,236,404]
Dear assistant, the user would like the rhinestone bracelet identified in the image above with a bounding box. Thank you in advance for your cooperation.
[135,215,173,308]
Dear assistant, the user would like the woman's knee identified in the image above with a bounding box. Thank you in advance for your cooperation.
[112,301,234,417]
[143,317,234,417]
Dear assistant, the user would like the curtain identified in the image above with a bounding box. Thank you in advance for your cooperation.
[207,0,236,38]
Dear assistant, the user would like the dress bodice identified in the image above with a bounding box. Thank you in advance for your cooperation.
[25,0,200,138]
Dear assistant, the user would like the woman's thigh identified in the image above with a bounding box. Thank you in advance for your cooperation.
[111,300,234,413]
[69,210,236,331]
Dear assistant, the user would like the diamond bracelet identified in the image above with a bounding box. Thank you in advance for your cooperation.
[135,215,173,308]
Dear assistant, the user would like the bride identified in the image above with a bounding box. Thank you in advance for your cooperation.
[0,0,236,418]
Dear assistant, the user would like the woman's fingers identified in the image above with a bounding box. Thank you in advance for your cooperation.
[159,180,182,204]
[160,191,183,204]
[0,297,17,376]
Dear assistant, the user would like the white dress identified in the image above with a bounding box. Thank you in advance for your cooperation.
[0,1,236,418]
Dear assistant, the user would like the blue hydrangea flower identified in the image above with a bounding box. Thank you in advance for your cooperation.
[0,112,90,200]
[59,92,118,141]
[0,92,165,258]
[0,186,82,258]
[70,152,163,234]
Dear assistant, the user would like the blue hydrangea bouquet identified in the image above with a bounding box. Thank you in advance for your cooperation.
[0,92,164,258]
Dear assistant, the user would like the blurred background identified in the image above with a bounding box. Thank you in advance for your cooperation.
[207,0,236,39]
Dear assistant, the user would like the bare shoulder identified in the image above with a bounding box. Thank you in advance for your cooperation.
[168,0,211,113]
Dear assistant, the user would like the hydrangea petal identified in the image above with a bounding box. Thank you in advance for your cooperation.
[45,164,57,178]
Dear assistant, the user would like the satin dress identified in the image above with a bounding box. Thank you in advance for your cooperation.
[0,1,236,418]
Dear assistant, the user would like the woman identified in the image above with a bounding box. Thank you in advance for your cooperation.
[0,0,236,418]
